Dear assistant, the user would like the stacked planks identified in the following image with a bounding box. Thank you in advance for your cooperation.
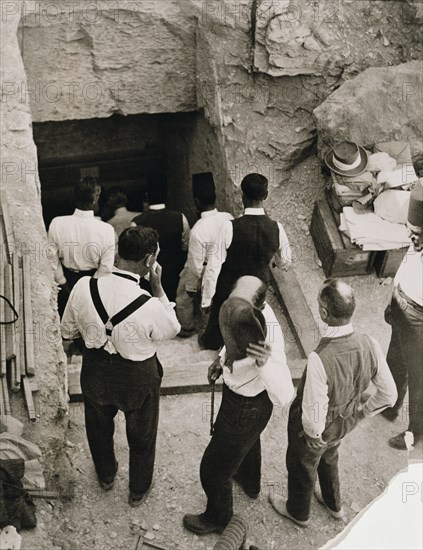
[0,192,37,422]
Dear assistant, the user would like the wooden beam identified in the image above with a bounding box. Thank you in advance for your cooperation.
[22,375,36,421]
[270,266,319,358]
[0,270,7,377]
[0,190,14,263]
[1,377,11,416]
[22,254,36,376]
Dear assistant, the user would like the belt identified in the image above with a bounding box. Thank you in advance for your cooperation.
[394,285,423,314]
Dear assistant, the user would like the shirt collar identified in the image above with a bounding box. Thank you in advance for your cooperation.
[114,207,128,215]
[74,208,94,217]
[321,323,354,338]
[244,207,265,216]
[112,267,141,284]
[149,204,166,210]
[201,208,218,219]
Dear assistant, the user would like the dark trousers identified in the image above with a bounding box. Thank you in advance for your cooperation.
[58,267,96,318]
[80,348,162,497]
[200,384,273,526]
[199,275,234,350]
[386,287,423,436]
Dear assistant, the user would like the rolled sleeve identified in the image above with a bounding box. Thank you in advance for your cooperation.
[201,221,232,308]
[149,298,181,341]
[301,352,329,438]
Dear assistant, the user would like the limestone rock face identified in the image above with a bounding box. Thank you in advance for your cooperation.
[313,61,423,167]
[19,1,198,122]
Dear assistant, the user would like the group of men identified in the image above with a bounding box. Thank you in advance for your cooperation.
[50,170,422,536]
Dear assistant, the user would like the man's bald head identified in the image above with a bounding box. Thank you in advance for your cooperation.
[318,279,355,325]
[230,276,267,308]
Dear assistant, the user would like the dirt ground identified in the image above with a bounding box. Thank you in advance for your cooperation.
[20,156,421,550]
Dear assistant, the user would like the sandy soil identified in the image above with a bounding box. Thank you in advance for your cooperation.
[20,156,421,550]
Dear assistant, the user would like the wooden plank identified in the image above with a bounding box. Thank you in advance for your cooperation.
[19,263,26,377]
[315,199,345,249]
[0,270,7,377]
[270,265,320,358]
[22,254,36,376]
[1,377,11,416]
[22,375,36,421]
[4,262,17,361]
[12,255,22,390]
[0,190,14,263]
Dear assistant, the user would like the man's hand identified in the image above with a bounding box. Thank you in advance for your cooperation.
[246,341,271,367]
[208,358,223,384]
[298,430,327,449]
[149,262,164,297]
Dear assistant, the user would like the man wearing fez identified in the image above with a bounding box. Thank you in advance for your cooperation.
[176,172,233,337]
[183,276,294,535]
[61,227,180,506]
[270,279,397,526]
[382,183,423,450]
[132,181,190,302]
[200,173,292,350]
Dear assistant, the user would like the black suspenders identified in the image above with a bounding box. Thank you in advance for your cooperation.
[89,278,151,341]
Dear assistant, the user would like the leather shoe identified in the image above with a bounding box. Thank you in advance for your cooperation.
[388,431,417,450]
[314,486,346,520]
[98,461,118,491]
[233,473,260,499]
[128,483,153,507]
[381,408,399,422]
[268,494,309,527]
[183,514,225,535]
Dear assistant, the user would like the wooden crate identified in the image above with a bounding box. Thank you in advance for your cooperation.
[310,199,374,277]
[374,247,409,278]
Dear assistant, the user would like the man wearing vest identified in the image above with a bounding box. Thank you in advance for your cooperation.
[48,176,116,318]
[131,184,190,302]
[270,279,397,526]
[382,184,423,450]
[105,186,142,237]
[176,172,233,337]
[199,173,292,350]
[61,227,181,506]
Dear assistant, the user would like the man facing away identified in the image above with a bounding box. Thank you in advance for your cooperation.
[382,183,423,450]
[270,279,397,526]
[176,172,233,337]
[105,186,142,237]
[183,276,294,535]
[48,176,116,318]
[61,226,181,507]
[200,173,291,350]
[132,184,190,302]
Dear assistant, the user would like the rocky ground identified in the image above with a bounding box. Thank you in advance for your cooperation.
[20,156,421,550]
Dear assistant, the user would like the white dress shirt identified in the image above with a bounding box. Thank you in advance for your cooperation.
[301,324,398,438]
[184,209,233,288]
[201,208,292,308]
[135,204,190,251]
[61,268,181,361]
[393,245,423,306]
[107,207,142,237]
[220,302,295,408]
[48,209,116,285]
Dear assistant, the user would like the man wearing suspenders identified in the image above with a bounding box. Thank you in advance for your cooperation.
[61,226,181,506]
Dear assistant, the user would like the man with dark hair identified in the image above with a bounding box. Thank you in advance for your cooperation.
[269,279,397,527]
[176,173,233,337]
[106,186,142,237]
[200,173,291,350]
[61,226,180,507]
[132,183,190,301]
[183,276,294,535]
[382,184,423,450]
[48,176,116,318]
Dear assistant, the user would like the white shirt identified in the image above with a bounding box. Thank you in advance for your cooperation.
[220,302,295,407]
[107,207,142,237]
[48,209,116,285]
[301,324,398,438]
[134,204,191,251]
[185,209,234,284]
[394,245,423,306]
[201,208,292,307]
[61,268,181,361]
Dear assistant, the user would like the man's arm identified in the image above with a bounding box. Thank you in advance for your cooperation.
[148,263,181,340]
[201,221,233,308]
[185,228,205,283]
[47,222,67,285]
[301,352,329,445]
[361,336,398,416]
[96,226,117,278]
[60,286,81,340]
[181,214,190,252]
[272,222,292,270]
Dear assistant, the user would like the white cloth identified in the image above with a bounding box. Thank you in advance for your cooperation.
[394,246,423,306]
[340,207,411,251]
[366,152,397,173]
[201,208,292,307]
[302,324,398,438]
[61,268,181,360]
[184,209,233,291]
[374,190,411,225]
[107,206,142,237]
[220,302,294,408]
[376,163,418,189]
[48,209,116,285]
[145,204,190,251]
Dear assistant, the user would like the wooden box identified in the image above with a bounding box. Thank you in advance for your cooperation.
[374,247,408,278]
[310,199,374,277]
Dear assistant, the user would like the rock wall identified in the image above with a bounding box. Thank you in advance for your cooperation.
[1,0,69,481]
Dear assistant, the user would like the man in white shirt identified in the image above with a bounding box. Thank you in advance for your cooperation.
[183,276,294,535]
[105,186,142,237]
[269,279,397,527]
[382,184,423,450]
[61,226,180,507]
[176,173,233,337]
[48,176,116,318]
[199,173,292,350]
